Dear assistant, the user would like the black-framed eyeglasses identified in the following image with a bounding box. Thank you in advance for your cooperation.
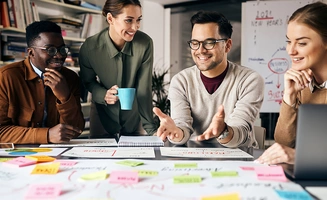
[31,46,69,56]
[187,38,228,50]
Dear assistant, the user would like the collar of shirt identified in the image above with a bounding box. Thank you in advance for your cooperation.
[30,60,43,78]
[309,78,327,93]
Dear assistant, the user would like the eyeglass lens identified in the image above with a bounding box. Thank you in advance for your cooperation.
[47,46,69,56]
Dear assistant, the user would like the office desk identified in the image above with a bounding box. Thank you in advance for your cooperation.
[0,142,321,200]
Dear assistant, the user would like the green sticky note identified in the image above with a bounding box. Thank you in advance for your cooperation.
[116,160,144,167]
[211,171,238,177]
[137,170,158,177]
[0,158,13,162]
[174,163,198,168]
[173,175,202,184]
[79,170,108,181]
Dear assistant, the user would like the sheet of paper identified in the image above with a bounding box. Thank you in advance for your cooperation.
[160,147,253,158]
[305,187,327,200]
[61,147,155,158]
[39,139,118,147]
[0,148,68,157]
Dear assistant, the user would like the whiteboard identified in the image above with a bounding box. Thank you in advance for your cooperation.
[241,0,324,112]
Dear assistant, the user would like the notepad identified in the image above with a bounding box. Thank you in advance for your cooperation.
[118,136,164,147]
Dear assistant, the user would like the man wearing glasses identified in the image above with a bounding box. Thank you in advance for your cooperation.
[153,11,264,150]
[0,21,84,144]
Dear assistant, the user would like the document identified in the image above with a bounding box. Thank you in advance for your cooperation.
[39,139,117,147]
[118,136,164,147]
[160,147,253,158]
[61,147,155,158]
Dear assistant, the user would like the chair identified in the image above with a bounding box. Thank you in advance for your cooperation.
[254,126,266,150]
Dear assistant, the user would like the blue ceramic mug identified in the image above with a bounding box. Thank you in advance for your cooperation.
[116,88,136,110]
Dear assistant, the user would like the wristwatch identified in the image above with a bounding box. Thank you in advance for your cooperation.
[218,124,229,140]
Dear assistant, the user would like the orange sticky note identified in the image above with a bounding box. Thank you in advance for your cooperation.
[31,163,60,174]
[25,183,62,199]
[25,155,56,162]
[201,193,240,200]
[255,166,288,182]
[109,171,139,184]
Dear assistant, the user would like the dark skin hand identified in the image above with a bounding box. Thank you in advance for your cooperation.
[48,124,82,143]
[43,68,70,103]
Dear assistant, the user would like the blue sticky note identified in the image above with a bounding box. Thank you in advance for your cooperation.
[275,190,313,200]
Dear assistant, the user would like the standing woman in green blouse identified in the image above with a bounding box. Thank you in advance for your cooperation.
[79,0,157,138]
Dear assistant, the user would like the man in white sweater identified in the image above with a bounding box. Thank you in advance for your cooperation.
[153,11,264,149]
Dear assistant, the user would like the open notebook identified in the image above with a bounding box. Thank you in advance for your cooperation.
[118,136,164,147]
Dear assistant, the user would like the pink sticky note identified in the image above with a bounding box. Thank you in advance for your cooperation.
[3,157,36,167]
[109,171,139,184]
[54,160,77,167]
[255,166,288,182]
[240,166,255,171]
[25,183,62,199]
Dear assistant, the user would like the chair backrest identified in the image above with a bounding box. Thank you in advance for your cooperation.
[254,126,266,149]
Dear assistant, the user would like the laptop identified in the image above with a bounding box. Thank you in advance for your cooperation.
[283,104,327,180]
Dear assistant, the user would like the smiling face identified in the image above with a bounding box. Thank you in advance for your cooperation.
[107,4,142,50]
[28,32,67,72]
[286,21,327,72]
[191,23,231,77]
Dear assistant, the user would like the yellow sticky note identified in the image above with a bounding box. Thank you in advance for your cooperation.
[174,163,198,168]
[173,175,201,184]
[201,193,240,200]
[137,170,158,177]
[79,170,108,181]
[31,163,60,174]
[0,158,13,162]
[211,171,238,177]
[25,155,56,162]
[116,160,144,167]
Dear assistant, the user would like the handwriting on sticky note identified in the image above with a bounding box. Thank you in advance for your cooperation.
[116,160,144,167]
[25,183,62,199]
[275,190,313,200]
[240,166,254,171]
[201,193,240,200]
[109,171,139,184]
[25,155,56,162]
[0,158,12,162]
[211,171,238,177]
[79,170,108,181]
[174,163,198,168]
[54,160,77,166]
[255,166,287,181]
[137,170,158,177]
[31,163,60,174]
[173,175,202,184]
[3,157,36,167]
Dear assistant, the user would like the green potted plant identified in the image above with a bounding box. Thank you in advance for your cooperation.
[152,64,171,126]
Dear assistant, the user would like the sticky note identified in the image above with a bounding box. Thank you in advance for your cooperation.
[54,160,77,166]
[211,171,238,177]
[0,158,13,162]
[25,155,56,162]
[3,157,36,167]
[174,163,198,168]
[25,183,62,199]
[275,190,314,200]
[109,171,139,184]
[115,160,144,167]
[79,170,108,181]
[201,193,240,200]
[255,166,288,182]
[173,175,202,184]
[31,162,60,174]
[137,170,158,177]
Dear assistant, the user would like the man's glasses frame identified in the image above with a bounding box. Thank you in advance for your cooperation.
[31,46,69,57]
[187,38,228,50]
